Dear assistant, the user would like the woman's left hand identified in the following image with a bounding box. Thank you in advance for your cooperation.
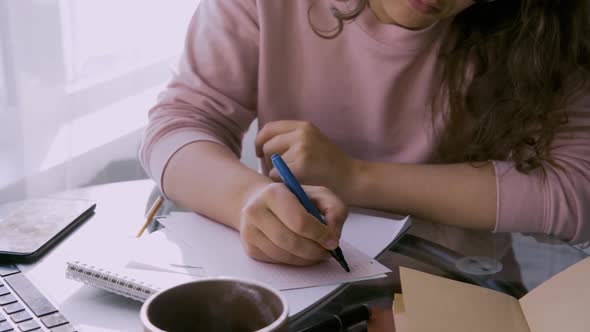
[255,120,359,200]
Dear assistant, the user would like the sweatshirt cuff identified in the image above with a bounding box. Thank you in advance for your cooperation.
[492,161,546,235]
[148,130,226,198]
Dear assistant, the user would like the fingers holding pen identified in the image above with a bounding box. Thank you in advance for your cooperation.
[240,224,321,266]
[249,201,329,262]
[266,184,340,251]
[302,185,348,240]
[240,183,333,265]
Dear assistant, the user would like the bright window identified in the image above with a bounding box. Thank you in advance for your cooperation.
[62,0,197,85]
[0,0,199,202]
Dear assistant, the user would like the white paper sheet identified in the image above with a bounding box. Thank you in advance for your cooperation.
[126,228,204,276]
[158,212,394,290]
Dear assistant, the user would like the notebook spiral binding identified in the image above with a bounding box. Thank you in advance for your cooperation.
[66,261,160,302]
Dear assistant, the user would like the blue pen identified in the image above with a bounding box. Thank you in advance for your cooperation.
[271,154,350,272]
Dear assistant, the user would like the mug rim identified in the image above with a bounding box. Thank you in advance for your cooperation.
[140,276,289,332]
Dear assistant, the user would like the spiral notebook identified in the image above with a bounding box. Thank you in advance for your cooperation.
[65,229,205,302]
[65,260,201,302]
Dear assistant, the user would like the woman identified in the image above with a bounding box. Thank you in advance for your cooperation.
[140,0,590,267]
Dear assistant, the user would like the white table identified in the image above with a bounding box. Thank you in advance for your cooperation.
[13,180,406,331]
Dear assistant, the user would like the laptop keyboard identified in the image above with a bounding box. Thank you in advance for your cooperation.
[0,266,75,332]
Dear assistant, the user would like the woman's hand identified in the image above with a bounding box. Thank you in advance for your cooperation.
[255,121,359,200]
[239,182,348,266]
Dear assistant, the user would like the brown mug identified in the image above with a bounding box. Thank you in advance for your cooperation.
[140,277,288,332]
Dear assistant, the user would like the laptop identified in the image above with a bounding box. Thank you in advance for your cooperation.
[0,198,96,332]
[0,265,76,332]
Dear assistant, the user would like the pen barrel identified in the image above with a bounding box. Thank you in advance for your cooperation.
[271,154,326,225]
[271,154,349,271]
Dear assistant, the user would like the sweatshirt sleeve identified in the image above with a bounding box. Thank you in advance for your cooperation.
[494,86,590,244]
[139,0,259,194]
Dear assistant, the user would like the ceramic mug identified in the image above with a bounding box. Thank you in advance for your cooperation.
[140,277,288,332]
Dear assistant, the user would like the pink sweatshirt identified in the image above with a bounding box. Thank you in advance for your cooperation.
[140,0,590,243]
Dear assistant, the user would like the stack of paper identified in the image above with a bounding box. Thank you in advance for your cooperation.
[65,210,410,308]
[157,211,409,291]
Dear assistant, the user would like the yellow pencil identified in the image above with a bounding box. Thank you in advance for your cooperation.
[136,195,164,238]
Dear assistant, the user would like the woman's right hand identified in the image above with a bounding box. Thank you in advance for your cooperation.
[239,183,348,266]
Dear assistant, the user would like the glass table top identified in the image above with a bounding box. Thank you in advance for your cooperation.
[289,222,588,332]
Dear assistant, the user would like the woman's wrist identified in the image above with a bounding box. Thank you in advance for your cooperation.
[345,159,406,213]
[235,175,273,219]
[345,158,373,207]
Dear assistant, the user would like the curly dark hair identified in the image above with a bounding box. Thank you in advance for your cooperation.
[310,0,590,172]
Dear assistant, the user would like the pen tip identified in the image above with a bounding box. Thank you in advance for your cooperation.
[331,248,350,272]
[341,260,350,273]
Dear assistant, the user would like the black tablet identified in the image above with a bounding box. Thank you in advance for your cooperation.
[0,198,96,263]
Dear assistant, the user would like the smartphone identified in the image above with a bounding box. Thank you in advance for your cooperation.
[0,198,96,264]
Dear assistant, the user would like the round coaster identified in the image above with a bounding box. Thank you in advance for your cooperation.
[455,256,503,276]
